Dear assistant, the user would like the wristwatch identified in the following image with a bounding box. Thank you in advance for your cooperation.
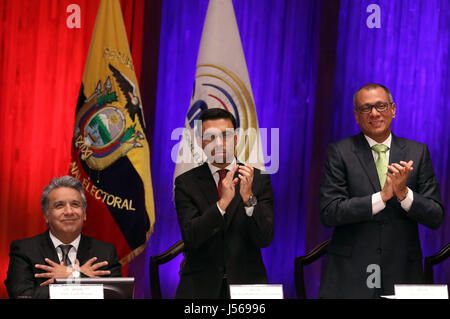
[245,194,257,207]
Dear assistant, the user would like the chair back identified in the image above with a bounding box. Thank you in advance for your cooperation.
[423,243,450,284]
[149,240,185,299]
[294,240,330,299]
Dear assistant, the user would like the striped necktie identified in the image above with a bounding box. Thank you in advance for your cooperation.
[59,244,73,266]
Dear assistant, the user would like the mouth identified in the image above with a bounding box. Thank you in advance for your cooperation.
[61,219,79,224]
[214,151,226,156]
[369,120,384,128]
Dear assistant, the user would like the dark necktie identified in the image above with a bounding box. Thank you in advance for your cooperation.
[59,244,73,266]
[217,169,228,198]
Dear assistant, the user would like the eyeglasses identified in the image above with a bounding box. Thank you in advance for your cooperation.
[355,102,393,114]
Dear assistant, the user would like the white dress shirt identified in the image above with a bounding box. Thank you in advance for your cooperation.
[208,158,255,217]
[48,231,81,267]
[364,134,414,215]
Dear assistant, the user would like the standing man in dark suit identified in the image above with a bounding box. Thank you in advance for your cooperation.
[5,175,122,299]
[319,83,444,298]
[174,108,274,299]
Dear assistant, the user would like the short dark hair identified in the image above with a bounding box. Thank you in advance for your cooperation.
[353,83,393,107]
[198,108,237,130]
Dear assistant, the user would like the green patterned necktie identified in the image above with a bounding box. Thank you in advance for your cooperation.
[371,144,389,188]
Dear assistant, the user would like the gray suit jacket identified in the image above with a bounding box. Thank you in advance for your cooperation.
[319,133,444,298]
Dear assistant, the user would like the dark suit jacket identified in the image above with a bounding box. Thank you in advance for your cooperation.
[174,162,274,298]
[319,133,444,298]
[5,230,122,299]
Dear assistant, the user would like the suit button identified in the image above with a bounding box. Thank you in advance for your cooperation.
[376,248,382,254]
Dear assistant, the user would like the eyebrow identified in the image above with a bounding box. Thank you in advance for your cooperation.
[360,100,388,106]
[52,200,82,206]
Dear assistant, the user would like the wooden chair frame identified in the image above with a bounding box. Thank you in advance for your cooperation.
[294,240,330,299]
[149,240,185,299]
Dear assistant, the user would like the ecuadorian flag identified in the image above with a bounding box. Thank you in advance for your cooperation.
[70,0,154,266]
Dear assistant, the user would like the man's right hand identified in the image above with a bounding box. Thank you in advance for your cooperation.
[217,166,239,211]
[380,175,394,202]
[34,258,73,286]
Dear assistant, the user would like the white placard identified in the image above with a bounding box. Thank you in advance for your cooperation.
[229,284,284,299]
[394,284,448,299]
[49,284,104,299]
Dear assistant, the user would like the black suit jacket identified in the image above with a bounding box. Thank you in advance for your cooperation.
[5,230,122,299]
[319,133,444,298]
[174,163,274,298]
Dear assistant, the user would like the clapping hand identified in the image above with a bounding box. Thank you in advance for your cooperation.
[217,166,239,211]
[387,160,413,201]
[238,164,254,203]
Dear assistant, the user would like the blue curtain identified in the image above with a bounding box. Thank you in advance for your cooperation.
[130,0,449,298]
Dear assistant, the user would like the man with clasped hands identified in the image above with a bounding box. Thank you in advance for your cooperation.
[319,83,444,298]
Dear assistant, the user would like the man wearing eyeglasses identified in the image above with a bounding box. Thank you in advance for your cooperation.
[319,83,444,298]
[174,108,274,299]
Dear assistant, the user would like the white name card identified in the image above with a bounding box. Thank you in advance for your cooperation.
[229,284,284,299]
[49,284,104,299]
[394,284,448,299]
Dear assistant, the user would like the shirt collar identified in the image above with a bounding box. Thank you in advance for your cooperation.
[49,230,81,251]
[364,133,392,149]
[208,157,237,176]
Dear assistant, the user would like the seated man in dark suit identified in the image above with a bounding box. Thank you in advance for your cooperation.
[174,108,274,298]
[5,175,122,299]
[319,83,444,298]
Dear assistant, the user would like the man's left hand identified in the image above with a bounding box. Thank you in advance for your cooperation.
[76,257,111,278]
[238,164,254,202]
[387,160,414,200]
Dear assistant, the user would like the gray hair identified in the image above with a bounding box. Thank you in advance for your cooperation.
[41,175,87,215]
[353,83,394,107]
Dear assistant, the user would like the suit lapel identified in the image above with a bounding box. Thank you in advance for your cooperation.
[195,163,219,206]
[41,229,59,263]
[353,133,381,192]
[389,134,406,167]
[196,162,243,230]
[76,234,91,265]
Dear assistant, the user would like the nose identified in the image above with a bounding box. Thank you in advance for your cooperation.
[214,135,225,147]
[369,106,381,117]
[63,203,75,214]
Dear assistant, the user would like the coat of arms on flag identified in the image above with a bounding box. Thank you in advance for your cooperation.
[74,64,145,171]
